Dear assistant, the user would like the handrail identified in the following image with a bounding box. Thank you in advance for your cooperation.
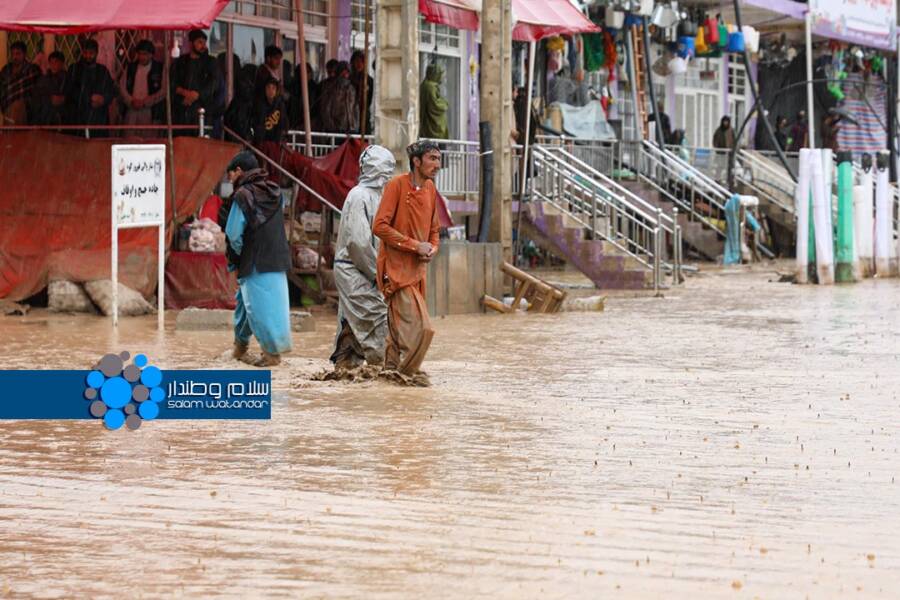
[536,144,676,233]
[644,141,731,203]
[532,150,661,276]
[224,126,342,215]
[532,146,681,288]
[737,150,796,214]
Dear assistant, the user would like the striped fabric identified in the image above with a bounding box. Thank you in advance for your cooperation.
[836,73,887,154]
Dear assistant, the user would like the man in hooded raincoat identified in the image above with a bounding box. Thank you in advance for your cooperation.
[419,63,449,139]
[330,145,396,368]
[222,151,293,367]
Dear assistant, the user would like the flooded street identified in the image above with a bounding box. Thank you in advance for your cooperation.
[1,264,898,598]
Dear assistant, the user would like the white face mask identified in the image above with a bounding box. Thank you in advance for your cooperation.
[219,181,233,198]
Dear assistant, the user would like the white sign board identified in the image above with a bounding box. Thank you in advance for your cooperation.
[110,144,166,329]
[810,0,897,50]
[112,145,166,226]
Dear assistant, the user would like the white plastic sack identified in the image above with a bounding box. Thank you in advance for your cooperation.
[84,280,156,317]
[48,280,96,313]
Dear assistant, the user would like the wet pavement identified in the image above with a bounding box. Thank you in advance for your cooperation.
[0,264,898,598]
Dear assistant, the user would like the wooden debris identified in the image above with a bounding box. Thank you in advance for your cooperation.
[482,262,567,314]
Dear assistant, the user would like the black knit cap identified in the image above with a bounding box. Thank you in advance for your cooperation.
[189,29,208,42]
[227,151,259,173]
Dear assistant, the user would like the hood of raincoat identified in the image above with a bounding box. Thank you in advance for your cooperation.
[357,144,396,188]
[425,63,444,83]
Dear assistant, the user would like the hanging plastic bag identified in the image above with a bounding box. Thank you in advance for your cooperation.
[717,16,729,48]
[705,15,719,45]
[727,31,745,53]
[695,25,709,55]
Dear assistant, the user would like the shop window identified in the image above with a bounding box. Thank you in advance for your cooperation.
[7,32,44,61]
[419,53,461,139]
[225,0,293,21]
[233,24,277,66]
[419,18,461,51]
[728,62,746,97]
[351,0,375,36]
[303,0,329,28]
[114,30,154,75]
[55,34,96,66]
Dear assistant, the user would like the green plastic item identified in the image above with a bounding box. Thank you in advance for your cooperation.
[835,153,855,282]
[718,23,729,48]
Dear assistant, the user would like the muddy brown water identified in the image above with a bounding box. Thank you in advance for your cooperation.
[0,265,898,598]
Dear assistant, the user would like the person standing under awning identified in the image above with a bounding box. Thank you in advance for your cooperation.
[372,141,442,386]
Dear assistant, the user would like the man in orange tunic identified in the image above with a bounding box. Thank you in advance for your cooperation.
[372,141,442,383]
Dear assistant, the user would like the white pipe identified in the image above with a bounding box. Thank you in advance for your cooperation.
[805,11,815,149]
[875,155,892,275]
[795,148,811,283]
[519,40,536,199]
[854,164,874,278]
[811,149,834,284]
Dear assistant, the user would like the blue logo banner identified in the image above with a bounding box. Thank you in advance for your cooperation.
[0,352,271,430]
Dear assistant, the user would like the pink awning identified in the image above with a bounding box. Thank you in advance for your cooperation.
[0,0,229,33]
[512,0,600,42]
[419,0,480,31]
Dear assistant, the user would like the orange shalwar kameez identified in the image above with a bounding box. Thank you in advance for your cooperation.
[372,173,441,375]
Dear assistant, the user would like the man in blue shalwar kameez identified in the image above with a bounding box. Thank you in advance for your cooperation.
[222,151,293,367]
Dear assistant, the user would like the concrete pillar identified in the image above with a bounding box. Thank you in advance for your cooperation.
[375,0,419,166]
[480,0,513,260]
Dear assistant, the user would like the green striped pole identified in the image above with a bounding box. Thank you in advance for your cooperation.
[835,151,855,282]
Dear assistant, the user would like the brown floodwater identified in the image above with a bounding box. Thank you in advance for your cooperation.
[0,264,898,598]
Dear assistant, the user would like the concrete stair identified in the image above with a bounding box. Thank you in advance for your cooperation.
[618,180,723,260]
[521,201,655,290]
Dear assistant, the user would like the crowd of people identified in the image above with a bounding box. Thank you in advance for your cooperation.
[0,30,375,142]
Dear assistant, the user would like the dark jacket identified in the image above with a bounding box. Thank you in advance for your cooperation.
[229,169,291,279]
[170,51,220,126]
[125,59,166,122]
[33,70,67,125]
[65,60,114,128]
[224,77,255,143]
[252,94,288,144]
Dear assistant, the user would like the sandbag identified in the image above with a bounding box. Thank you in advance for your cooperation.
[84,280,156,317]
[48,280,97,313]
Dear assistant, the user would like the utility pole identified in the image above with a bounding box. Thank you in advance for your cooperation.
[375,0,419,166]
[480,0,513,259]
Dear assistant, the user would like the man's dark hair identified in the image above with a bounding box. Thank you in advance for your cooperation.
[336,61,350,76]
[407,140,441,171]
[48,51,65,63]
[265,45,283,60]
[227,150,259,173]
[263,76,279,90]
[10,41,27,54]
[136,39,155,55]
[81,39,99,52]
[326,58,339,71]
[188,29,208,42]
[351,50,365,63]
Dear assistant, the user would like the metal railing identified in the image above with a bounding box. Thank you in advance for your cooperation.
[531,145,680,289]
[621,140,728,238]
[284,130,374,157]
[536,135,618,179]
[737,149,796,216]
[422,138,480,198]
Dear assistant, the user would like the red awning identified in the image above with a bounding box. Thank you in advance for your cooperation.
[419,0,480,32]
[512,0,600,42]
[0,0,229,33]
